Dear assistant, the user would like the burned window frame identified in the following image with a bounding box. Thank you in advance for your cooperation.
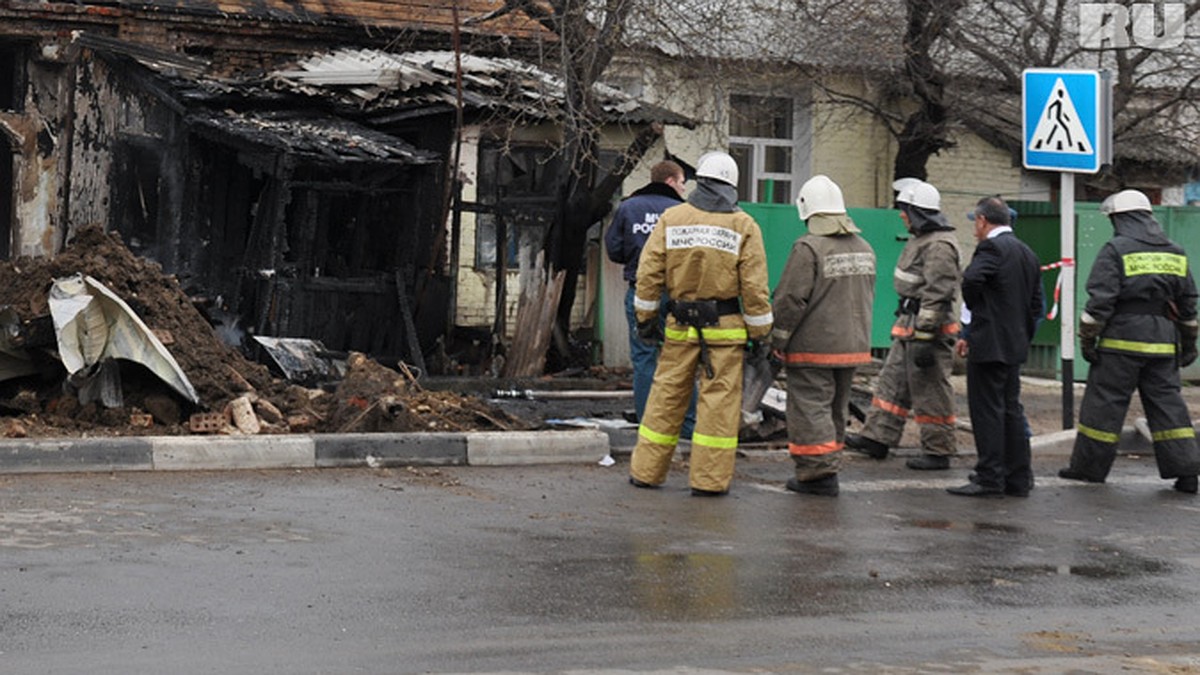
[474,141,561,269]
[0,42,26,113]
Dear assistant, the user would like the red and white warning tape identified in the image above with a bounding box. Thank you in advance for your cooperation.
[1042,258,1073,320]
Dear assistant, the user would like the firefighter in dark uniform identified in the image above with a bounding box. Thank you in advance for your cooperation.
[846,179,962,470]
[772,175,876,496]
[1059,189,1200,493]
[628,151,773,496]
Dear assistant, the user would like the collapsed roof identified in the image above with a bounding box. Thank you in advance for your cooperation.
[270,48,696,128]
[76,32,694,167]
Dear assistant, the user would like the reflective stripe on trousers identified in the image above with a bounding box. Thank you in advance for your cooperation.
[631,338,744,492]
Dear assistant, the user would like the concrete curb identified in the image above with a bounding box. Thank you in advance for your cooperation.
[1028,421,1200,457]
[0,422,1188,475]
[0,429,612,475]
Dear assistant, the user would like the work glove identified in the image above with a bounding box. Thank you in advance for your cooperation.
[910,332,937,369]
[636,319,663,346]
[745,338,765,359]
[1180,322,1198,368]
[1079,321,1102,365]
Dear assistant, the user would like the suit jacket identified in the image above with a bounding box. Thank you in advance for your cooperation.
[962,231,1043,365]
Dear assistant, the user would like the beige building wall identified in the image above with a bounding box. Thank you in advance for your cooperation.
[809,83,896,210]
[809,75,1053,254]
[926,135,1052,252]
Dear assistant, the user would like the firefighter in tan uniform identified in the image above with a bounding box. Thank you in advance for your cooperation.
[846,180,961,470]
[771,176,876,496]
[628,151,773,496]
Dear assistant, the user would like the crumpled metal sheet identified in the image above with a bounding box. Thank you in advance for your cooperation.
[49,274,199,404]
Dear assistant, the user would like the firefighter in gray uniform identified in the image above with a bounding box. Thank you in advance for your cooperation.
[772,175,876,496]
[846,180,961,470]
[1059,189,1200,493]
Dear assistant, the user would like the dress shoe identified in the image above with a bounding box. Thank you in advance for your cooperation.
[690,486,728,497]
[947,482,1004,498]
[845,433,889,460]
[969,472,1031,496]
[906,454,950,471]
[629,476,658,489]
[1057,468,1105,483]
[785,475,839,497]
[1174,475,1198,494]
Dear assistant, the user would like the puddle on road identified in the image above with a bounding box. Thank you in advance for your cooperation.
[903,520,1171,579]
[908,519,1025,534]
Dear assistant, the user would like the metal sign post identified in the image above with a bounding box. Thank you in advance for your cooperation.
[1022,68,1112,429]
[1059,173,1076,429]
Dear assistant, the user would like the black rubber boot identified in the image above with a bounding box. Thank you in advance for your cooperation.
[629,476,658,489]
[1057,468,1105,483]
[785,475,839,497]
[690,487,728,497]
[845,433,888,460]
[1174,475,1198,494]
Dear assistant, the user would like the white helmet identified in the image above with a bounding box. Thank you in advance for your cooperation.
[896,180,941,211]
[695,151,739,186]
[892,177,922,194]
[796,175,846,220]
[1100,189,1153,215]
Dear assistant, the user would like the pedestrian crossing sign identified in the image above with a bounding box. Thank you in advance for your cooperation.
[1022,69,1111,173]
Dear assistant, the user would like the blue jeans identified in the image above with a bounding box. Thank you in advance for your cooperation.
[625,287,696,439]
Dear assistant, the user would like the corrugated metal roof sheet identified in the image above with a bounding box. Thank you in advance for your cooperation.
[188,109,439,165]
[80,34,692,165]
[271,48,695,127]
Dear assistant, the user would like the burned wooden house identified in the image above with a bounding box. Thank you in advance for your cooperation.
[0,1,688,376]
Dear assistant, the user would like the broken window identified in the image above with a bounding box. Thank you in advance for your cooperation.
[0,42,25,259]
[110,137,163,257]
[0,43,24,112]
[729,94,810,204]
[475,142,560,268]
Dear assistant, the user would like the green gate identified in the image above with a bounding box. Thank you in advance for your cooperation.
[742,202,909,350]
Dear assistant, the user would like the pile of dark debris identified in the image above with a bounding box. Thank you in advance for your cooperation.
[0,227,532,438]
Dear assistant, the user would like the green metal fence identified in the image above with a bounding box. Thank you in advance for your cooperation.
[742,202,909,351]
[603,200,1199,379]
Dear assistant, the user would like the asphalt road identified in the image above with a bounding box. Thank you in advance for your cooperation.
[2,451,1199,674]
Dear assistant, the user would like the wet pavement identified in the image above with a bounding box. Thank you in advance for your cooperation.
[1,450,1199,673]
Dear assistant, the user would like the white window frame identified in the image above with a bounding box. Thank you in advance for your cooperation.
[727,93,810,204]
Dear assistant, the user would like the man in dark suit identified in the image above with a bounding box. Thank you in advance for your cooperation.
[948,196,1044,497]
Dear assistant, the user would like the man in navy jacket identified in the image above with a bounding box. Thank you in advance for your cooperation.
[604,160,694,434]
[949,196,1043,497]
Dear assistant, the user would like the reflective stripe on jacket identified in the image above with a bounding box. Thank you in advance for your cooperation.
[891,229,961,340]
[771,230,876,366]
[634,202,773,340]
[1084,229,1199,358]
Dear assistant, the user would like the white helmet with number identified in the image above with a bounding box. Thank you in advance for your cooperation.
[796,175,846,220]
[895,180,941,211]
[695,151,739,186]
[1100,189,1152,215]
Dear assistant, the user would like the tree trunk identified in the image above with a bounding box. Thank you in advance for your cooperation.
[892,0,965,184]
